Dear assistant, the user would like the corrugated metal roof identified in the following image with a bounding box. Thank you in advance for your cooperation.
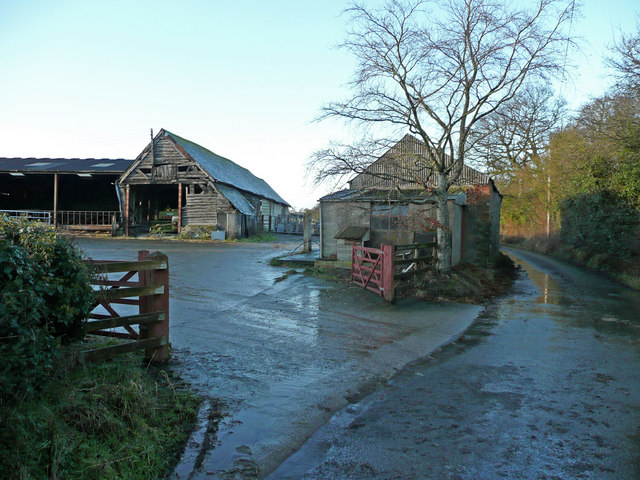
[349,134,491,189]
[164,130,290,206]
[215,184,256,215]
[0,157,133,174]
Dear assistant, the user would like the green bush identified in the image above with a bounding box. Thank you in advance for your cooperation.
[559,191,640,260]
[0,218,94,399]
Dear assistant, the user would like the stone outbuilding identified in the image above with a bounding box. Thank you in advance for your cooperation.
[318,135,502,265]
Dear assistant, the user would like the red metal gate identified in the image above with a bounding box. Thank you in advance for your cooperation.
[351,245,395,301]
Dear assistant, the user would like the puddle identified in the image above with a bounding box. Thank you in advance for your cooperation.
[171,398,218,479]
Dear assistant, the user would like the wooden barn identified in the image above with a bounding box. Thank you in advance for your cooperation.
[117,129,290,238]
[319,134,502,265]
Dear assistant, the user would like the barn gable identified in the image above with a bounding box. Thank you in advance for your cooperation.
[117,129,288,237]
[349,134,490,190]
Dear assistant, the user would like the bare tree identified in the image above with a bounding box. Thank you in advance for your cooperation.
[466,84,567,179]
[311,0,576,272]
[575,93,640,153]
[607,18,640,91]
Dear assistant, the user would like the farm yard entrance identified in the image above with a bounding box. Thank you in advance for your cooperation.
[75,237,478,478]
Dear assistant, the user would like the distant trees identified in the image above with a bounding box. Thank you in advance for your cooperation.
[498,18,640,280]
[311,0,576,272]
[467,84,566,179]
[607,19,640,90]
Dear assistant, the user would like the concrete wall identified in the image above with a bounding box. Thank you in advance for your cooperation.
[320,201,371,259]
[336,239,360,262]
[320,187,499,265]
[321,199,465,264]
[461,184,502,264]
[450,202,462,266]
[489,184,502,259]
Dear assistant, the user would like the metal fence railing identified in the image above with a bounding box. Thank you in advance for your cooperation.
[57,210,119,226]
[0,210,52,225]
[260,214,320,235]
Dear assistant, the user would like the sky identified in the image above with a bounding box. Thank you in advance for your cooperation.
[0,0,638,210]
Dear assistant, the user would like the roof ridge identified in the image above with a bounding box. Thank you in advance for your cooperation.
[160,129,290,206]
[0,157,132,161]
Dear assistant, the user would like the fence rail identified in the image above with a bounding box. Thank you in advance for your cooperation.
[260,214,320,235]
[75,250,170,363]
[0,209,119,229]
[0,209,52,224]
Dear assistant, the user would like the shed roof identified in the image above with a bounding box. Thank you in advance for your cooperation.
[163,130,290,206]
[335,225,369,240]
[215,184,256,215]
[0,157,133,174]
[319,188,467,205]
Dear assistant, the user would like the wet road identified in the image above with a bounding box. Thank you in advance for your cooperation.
[75,237,480,479]
[268,248,640,479]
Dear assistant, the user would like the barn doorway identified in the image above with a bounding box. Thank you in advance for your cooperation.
[129,184,185,230]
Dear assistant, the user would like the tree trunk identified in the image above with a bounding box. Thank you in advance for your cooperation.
[435,178,452,273]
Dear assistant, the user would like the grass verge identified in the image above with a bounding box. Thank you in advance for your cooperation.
[228,232,278,243]
[0,350,199,480]
[413,253,518,303]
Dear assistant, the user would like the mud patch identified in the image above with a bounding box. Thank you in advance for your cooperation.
[171,398,223,479]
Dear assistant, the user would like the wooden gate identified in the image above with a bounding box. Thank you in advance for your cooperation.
[78,250,170,363]
[352,242,437,302]
[351,245,395,302]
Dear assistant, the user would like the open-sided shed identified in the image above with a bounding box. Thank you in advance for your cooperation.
[0,157,132,228]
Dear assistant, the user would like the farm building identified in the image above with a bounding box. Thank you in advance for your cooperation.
[319,134,502,265]
[118,129,290,237]
[0,129,289,238]
[0,157,132,229]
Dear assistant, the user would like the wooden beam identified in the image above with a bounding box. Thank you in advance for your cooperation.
[91,330,135,339]
[125,185,130,236]
[178,182,182,234]
[84,312,165,332]
[395,242,437,250]
[395,255,435,265]
[97,283,164,300]
[77,336,167,363]
[87,258,167,273]
[138,251,170,362]
[53,173,58,228]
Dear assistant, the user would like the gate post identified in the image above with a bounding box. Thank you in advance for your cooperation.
[303,212,312,253]
[138,250,170,362]
[382,244,395,302]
